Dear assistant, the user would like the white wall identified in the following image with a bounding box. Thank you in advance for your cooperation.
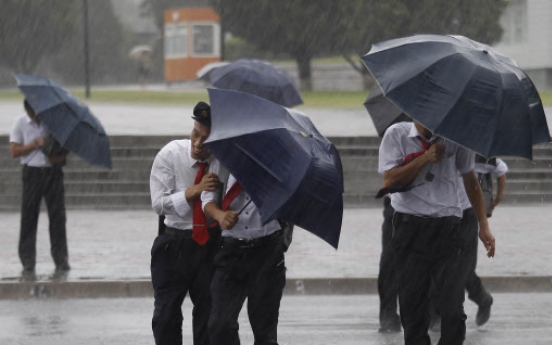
[493,0,552,70]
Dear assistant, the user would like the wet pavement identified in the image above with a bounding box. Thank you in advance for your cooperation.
[1,293,551,344]
[1,205,552,283]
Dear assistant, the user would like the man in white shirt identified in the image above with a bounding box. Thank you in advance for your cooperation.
[202,174,285,345]
[9,100,70,281]
[379,121,495,345]
[149,102,220,345]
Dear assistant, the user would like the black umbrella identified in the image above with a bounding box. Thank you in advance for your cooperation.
[205,88,343,249]
[364,83,411,137]
[361,34,551,159]
[15,74,112,169]
[200,59,303,108]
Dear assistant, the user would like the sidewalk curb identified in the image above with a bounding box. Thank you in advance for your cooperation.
[1,276,551,299]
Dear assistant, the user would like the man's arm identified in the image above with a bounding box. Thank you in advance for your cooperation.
[185,173,219,202]
[10,138,44,158]
[462,170,496,257]
[492,174,506,210]
[383,142,445,187]
[204,202,238,230]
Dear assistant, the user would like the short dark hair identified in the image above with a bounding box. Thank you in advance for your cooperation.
[191,101,211,127]
[23,99,34,113]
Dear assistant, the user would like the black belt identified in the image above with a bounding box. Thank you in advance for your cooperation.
[165,227,193,238]
[221,230,281,248]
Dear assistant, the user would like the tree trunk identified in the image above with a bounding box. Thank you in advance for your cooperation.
[296,56,313,91]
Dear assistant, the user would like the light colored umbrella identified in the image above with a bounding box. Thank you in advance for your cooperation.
[129,45,152,59]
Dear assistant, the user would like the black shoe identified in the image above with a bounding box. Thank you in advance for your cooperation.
[378,317,401,333]
[51,266,70,282]
[20,269,37,282]
[476,296,493,326]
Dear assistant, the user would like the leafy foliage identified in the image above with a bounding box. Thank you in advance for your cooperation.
[0,0,78,73]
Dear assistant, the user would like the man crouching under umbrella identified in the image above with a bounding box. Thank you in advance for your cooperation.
[378,120,495,345]
[202,174,286,345]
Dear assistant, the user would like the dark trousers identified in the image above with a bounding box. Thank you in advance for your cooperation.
[19,165,68,271]
[393,212,470,345]
[462,208,492,306]
[150,229,219,345]
[208,231,286,345]
[378,197,399,326]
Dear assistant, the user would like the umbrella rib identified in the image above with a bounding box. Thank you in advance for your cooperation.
[232,141,285,183]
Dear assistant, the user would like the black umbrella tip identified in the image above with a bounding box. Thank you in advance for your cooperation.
[192,101,211,127]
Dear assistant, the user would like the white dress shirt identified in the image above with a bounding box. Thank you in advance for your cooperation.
[202,174,281,239]
[458,158,508,210]
[379,122,475,217]
[9,114,51,167]
[150,139,219,230]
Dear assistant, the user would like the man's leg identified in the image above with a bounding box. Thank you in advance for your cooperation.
[378,197,400,332]
[434,219,470,345]
[208,242,248,345]
[188,237,218,345]
[19,166,43,272]
[393,213,433,345]
[248,236,286,345]
[44,167,69,271]
[151,235,193,345]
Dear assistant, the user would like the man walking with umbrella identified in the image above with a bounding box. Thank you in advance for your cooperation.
[378,120,495,345]
[9,100,70,281]
[149,102,221,345]
[202,174,286,345]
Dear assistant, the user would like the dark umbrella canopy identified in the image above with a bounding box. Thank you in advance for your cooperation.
[15,74,112,169]
[202,59,303,108]
[362,34,551,159]
[364,83,411,137]
[205,88,343,248]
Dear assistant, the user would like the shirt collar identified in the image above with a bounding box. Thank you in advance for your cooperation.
[407,122,438,142]
[187,141,211,167]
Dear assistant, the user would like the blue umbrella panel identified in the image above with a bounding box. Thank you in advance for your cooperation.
[15,74,112,169]
[205,88,343,248]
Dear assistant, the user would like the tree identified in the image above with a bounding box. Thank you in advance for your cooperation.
[342,0,508,89]
[210,0,508,90]
[210,0,360,90]
[0,0,78,73]
[50,0,130,84]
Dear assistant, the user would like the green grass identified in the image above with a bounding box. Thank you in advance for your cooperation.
[2,88,551,109]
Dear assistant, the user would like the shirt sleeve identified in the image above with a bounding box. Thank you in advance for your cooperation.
[378,127,405,174]
[493,158,508,177]
[150,150,192,218]
[9,117,23,144]
[455,146,475,174]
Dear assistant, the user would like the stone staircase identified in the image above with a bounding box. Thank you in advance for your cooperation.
[1,135,551,211]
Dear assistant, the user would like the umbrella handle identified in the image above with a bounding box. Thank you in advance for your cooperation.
[237,199,253,216]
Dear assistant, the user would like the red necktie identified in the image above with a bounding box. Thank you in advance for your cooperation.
[222,181,244,211]
[375,137,433,199]
[192,162,209,245]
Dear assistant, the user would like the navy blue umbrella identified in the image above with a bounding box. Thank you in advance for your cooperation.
[205,88,343,248]
[202,59,303,108]
[15,74,112,169]
[362,34,551,159]
[364,83,411,137]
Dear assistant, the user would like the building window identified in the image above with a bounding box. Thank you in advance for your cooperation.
[192,23,220,56]
[165,24,188,58]
[500,0,527,45]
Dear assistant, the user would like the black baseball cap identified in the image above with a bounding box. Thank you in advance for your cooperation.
[191,101,211,127]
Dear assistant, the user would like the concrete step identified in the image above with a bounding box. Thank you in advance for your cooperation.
[0,192,151,210]
[0,181,150,194]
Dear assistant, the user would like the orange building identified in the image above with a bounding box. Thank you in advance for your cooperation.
[164,7,221,82]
